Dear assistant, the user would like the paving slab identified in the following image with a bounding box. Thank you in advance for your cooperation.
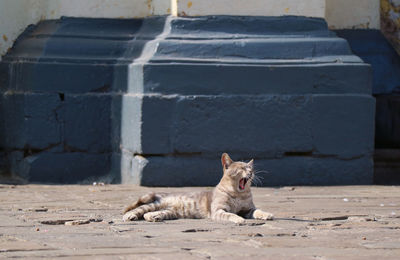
[0,184,399,259]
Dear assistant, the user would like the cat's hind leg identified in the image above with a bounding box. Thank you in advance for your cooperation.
[124,192,156,214]
[143,209,178,222]
[123,202,161,221]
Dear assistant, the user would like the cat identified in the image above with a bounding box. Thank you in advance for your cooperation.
[123,153,274,224]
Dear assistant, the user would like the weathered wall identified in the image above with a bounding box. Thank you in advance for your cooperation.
[381,0,400,55]
[0,0,380,185]
[325,0,380,29]
[0,16,375,185]
[0,0,47,61]
[374,1,400,185]
[172,0,325,17]
[45,0,170,19]
[0,0,382,60]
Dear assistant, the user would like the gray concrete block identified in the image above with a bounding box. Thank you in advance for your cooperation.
[0,62,10,92]
[137,63,371,95]
[141,95,177,154]
[254,156,373,186]
[155,37,352,60]
[0,93,62,149]
[0,16,375,185]
[5,151,30,180]
[118,94,177,154]
[132,155,221,187]
[25,152,112,183]
[0,17,169,94]
[172,95,313,156]
[6,62,119,93]
[311,95,375,159]
[0,93,24,149]
[63,94,112,152]
[5,17,166,62]
[125,155,373,186]
[116,93,374,159]
[308,156,374,185]
[335,29,400,95]
[171,95,373,158]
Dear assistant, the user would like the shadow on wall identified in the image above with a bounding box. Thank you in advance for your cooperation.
[335,14,400,184]
[0,17,167,184]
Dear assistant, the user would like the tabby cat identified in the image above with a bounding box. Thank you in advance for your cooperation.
[123,153,274,224]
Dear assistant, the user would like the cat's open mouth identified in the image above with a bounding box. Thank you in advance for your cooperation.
[239,178,248,190]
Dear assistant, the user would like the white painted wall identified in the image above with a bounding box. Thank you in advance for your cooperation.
[0,0,47,59]
[45,0,170,19]
[0,0,381,60]
[325,0,380,29]
[173,0,326,17]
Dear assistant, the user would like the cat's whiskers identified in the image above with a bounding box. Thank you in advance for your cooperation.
[251,169,269,186]
[254,170,270,175]
[251,174,263,186]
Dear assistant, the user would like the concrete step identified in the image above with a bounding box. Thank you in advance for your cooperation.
[120,153,373,186]
[117,94,374,158]
[0,16,374,185]
[133,63,371,95]
[0,62,370,94]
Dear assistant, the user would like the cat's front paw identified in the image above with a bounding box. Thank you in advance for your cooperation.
[258,212,274,221]
[231,215,245,224]
[260,213,274,220]
[253,209,274,221]
[123,211,139,222]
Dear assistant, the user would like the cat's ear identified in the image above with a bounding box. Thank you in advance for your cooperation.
[221,153,233,169]
[247,159,254,169]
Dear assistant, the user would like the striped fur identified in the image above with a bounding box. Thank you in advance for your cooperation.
[123,153,274,223]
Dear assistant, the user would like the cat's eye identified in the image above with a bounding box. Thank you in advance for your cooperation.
[231,170,241,176]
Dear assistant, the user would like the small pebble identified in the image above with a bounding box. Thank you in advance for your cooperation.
[248,233,263,237]
[34,208,48,212]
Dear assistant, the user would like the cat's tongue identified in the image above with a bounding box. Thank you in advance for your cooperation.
[239,178,246,190]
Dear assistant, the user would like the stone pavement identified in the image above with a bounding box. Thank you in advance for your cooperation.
[0,184,400,259]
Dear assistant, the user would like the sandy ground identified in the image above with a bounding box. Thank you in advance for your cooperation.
[0,184,400,259]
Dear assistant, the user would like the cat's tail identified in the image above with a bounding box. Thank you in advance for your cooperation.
[123,192,157,213]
